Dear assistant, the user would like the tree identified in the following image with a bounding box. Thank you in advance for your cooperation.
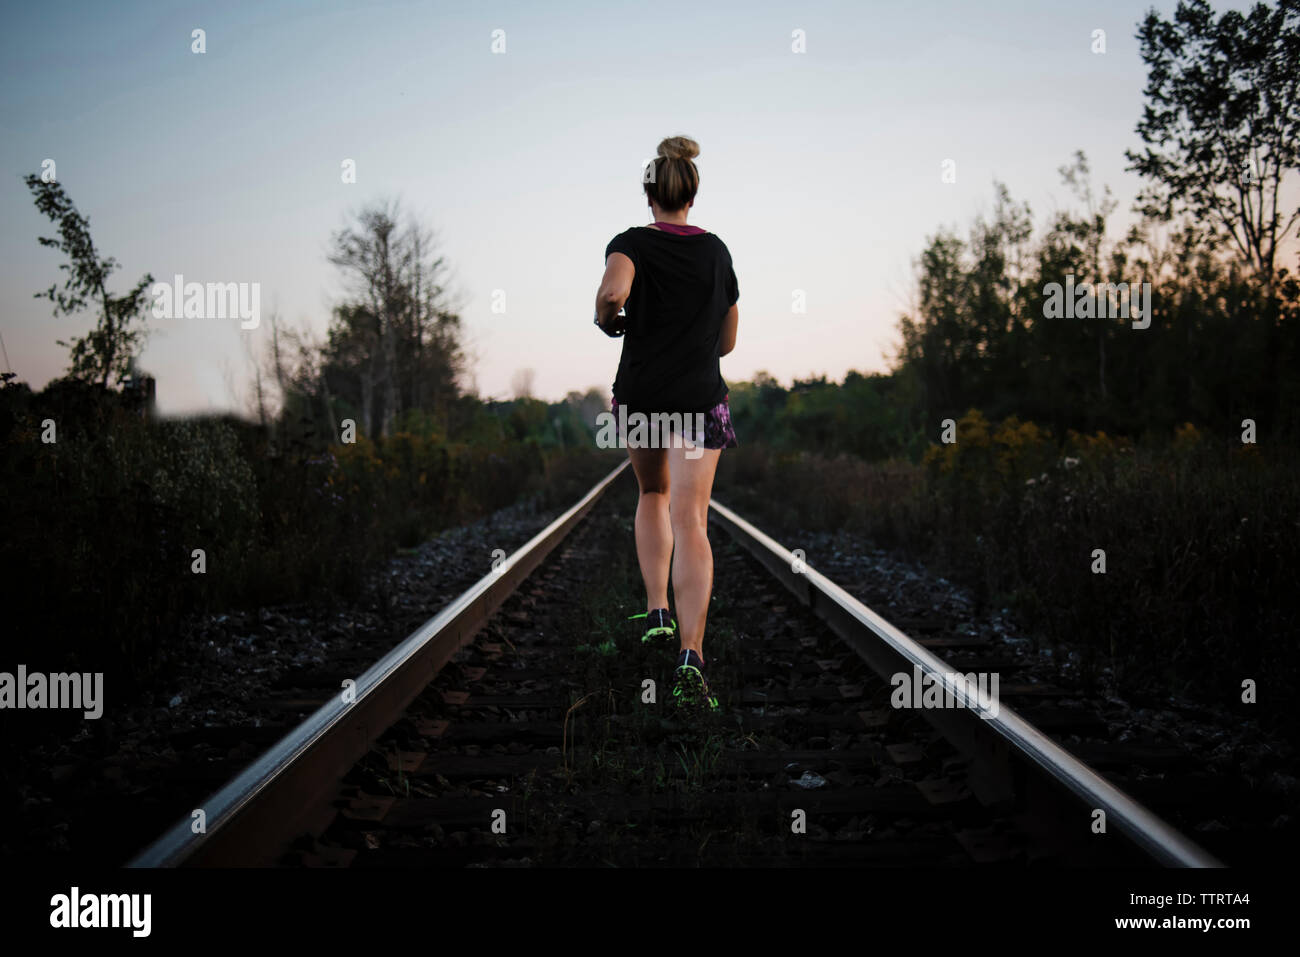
[565,387,608,432]
[511,368,536,399]
[897,229,971,425]
[26,174,154,388]
[1125,0,1300,423]
[329,202,399,437]
[1125,0,1300,289]
[326,200,464,438]
[1049,151,1121,404]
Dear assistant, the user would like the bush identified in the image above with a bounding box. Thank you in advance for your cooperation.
[715,420,1299,728]
[0,377,617,694]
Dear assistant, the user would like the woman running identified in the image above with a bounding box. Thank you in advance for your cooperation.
[592,134,740,711]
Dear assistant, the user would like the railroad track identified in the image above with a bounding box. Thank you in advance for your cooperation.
[128,462,1221,868]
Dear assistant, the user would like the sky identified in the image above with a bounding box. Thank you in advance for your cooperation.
[0,0,1272,415]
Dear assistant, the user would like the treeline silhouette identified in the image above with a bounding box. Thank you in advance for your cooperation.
[3,186,618,696]
[714,0,1300,725]
[726,157,1298,460]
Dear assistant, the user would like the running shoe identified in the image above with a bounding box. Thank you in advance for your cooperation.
[628,608,676,643]
[672,649,719,711]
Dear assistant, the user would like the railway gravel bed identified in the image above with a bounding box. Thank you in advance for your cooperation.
[754,525,1298,867]
[15,468,1280,868]
[293,472,1140,867]
[4,497,567,865]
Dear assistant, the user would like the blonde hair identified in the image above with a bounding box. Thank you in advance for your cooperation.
[644,135,700,213]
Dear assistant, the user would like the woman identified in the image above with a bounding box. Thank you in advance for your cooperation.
[592,135,740,711]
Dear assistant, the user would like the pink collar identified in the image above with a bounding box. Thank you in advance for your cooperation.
[649,221,706,235]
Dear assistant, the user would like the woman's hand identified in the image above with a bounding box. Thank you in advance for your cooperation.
[595,251,634,336]
[594,307,626,337]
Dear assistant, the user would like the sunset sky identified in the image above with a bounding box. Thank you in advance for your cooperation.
[0,0,1268,415]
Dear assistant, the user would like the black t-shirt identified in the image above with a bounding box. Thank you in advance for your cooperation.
[604,226,738,415]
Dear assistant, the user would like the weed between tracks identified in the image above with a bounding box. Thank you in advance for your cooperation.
[514,508,809,867]
[335,490,907,867]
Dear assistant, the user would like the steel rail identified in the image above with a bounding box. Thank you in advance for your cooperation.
[128,459,630,867]
[127,459,1218,868]
[708,497,1223,868]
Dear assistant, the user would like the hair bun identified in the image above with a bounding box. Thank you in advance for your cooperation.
[657,135,700,162]
[644,135,701,213]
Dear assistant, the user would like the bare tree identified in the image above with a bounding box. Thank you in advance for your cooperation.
[330,203,399,436]
[327,200,464,437]
[511,368,536,400]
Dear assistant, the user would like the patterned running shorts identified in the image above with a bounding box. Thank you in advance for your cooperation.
[610,394,739,451]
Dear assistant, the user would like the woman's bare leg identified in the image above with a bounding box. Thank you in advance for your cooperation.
[667,446,722,661]
[627,447,671,611]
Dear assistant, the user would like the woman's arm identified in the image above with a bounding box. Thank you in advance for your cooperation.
[594,252,634,332]
[718,303,739,356]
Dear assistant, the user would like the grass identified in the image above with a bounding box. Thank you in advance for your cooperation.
[712,435,1300,736]
[508,502,794,865]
